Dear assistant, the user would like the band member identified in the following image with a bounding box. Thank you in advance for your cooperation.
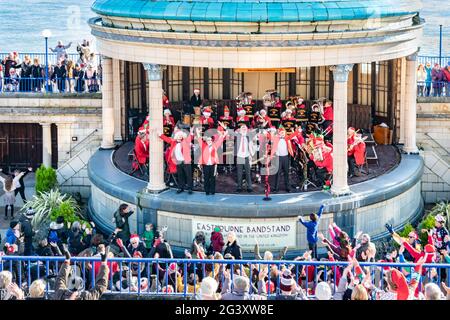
[231,124,256,193]
[190,88,202,108]
[197,130,227,195]
[163,90,170,109]
[321,100,333,132]
[281,109,296,134]
[269,127,298,193]
[253,108,272,130]
[308,136,333,187]
[134,129,149,166]
[159,130,193,194]
[200,106,215,129]
[163,109,175,137]
[236,107,251,128]
[295,97,309,130]
[347,129,366,177]
[219,105,234,129]
[268,93,282,128]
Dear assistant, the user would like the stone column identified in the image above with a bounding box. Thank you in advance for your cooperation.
[330,64,353,196]
[398,57,407,145]
[144,63,167,192]
[41,123,52,167]
[403,53,419,154]
[100,56,115,149]
[113,58,123,142]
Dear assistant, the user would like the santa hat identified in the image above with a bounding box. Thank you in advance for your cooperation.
[279,269,295,292]
[266,281,275,294]
[348,127,355,133]
[168,263,177,274]
[130,234,140,243]
[174,131,186,140]
[193,88,200,93]
[163,109,171,115]
[138,128,146,135]
[259,108,267,115]
[237,107,246,116]
[162,285,174,293]
[203,107,212,116]
[390,269,409,300]
[298,97,304,103]
[278,126,286,133]
[223,106,230,113]
[285,108,293,113]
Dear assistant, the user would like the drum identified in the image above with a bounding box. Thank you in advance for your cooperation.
[183,114,192,126]
[296,108,308,122]
[309,111,320,123]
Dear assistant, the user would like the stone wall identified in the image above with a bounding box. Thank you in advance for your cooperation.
[0,95,102,198]
[416,101,450,203]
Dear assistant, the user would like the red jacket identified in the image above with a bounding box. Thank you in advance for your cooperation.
[403,235,436,275]
[311,149,333,173]
[210,232,225,253]
[269,131,301,158]
[163,116,175,127]
[134,136,149,164]
[323,106,333,121]
[200,116,215,128]
[160,134,192,164]
[353,142,366,166]
[252,115,272,128]
[197,135,225,165]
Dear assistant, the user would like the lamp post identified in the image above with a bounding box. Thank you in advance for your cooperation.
[41,29,52,92]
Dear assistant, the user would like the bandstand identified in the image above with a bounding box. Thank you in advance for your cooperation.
[88,0,424,256]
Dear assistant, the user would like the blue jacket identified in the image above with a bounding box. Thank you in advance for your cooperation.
[425,66,432,84]
[299,205,324,244]
[5,228,17,245]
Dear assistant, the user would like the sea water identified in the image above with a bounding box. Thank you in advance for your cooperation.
[0,0,447,56]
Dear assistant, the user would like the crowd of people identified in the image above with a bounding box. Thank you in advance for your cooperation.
[134,89,367,195]
[1,199,449,300]
[0,39,101,93]
[416,61,450,97]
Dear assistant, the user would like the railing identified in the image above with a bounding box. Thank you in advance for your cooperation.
[68,129,100,158]
[1,52,102,67]
[1,256,449,299]
[0,77,101,94]
[416,80,449,98]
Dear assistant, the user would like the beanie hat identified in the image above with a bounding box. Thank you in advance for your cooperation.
[10,221,19,229]
[279,269,294,292]
[163,109,171,115]
[266,281,275,294]
[68,275,85,291]
[25,207,36,218]
[435,214,445,223]
[154,231,161,239]
[56,216,65,225]
[315,282,332,300]
[214,226,221,233]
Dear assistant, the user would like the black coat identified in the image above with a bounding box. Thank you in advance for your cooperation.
[31,65,43,78]
[19,62,32,77]
[68,230,86,255]
[113,209,134,242]
[224,240,242,260]
[190,94,202,107]
[149,240,173,259]
[52,65,67,79]
[19,215,33,242]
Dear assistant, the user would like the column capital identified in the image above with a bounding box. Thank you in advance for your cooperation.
[143,63,166,81]
[101,55,112,61]
[330,64,354,82]
[406,52,418,61]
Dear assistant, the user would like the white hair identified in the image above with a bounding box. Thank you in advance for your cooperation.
[424,283,442,300]
[199,277,218,298]
[263,251,273,261]
[233,276,249,293]
[315,282,332,300]
[0,271,12,289]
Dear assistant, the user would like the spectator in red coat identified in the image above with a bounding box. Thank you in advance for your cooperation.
[134,130,149,165]
[208,227,225,255]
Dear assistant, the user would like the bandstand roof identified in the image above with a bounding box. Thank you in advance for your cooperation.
[92,0,419,23]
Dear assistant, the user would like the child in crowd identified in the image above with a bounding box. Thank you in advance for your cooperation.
[141,223,154,249]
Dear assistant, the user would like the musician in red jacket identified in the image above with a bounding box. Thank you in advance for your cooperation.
[268,127,299,192]
[200,107,215,129]
[197,130,227,195]
[347,127,362,177]
[134,129,149,166]
[322,100,333,132]
[159,129,193,194]
[163,109,175,136]
[252,108,272,129]
[310,137,333,187]
[235,107,251,128]
[219,105,234,129]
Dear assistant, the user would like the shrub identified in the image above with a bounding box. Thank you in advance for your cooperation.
[398,223,415,238]
[417,214,436,246]
[35,165,58,194]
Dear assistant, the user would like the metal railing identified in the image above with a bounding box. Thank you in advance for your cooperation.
[1,52,102,67]
[1,256,449,299]
[416,80,449,98]
[0,77,101,94]
[417,56,450,67]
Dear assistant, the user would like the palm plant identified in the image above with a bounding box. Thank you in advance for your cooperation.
[23,189,80,230]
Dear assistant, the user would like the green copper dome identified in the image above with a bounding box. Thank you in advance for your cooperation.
[92,0,420,23]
